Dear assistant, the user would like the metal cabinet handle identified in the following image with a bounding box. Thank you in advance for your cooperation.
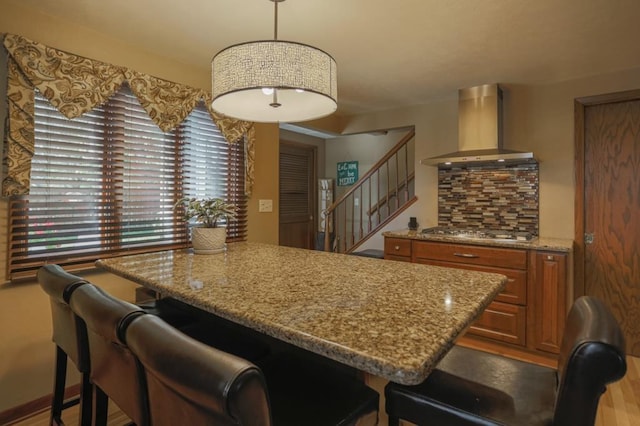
[453,253,479,258]
[394,245,400,250]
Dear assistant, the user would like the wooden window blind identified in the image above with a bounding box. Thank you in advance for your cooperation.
[8,85,246,279]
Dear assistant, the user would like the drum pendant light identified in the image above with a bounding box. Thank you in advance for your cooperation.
[211,0,338,123]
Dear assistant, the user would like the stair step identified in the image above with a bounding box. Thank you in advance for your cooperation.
[351,249,384,259]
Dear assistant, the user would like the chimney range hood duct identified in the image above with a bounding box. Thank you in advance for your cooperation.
[421,84,535,167]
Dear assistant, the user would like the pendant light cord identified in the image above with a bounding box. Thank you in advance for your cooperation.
[270,0,282,108]
[274,0,279,40]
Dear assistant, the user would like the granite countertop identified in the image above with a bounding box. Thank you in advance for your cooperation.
[96,242,506,385]
[383,229,574,252]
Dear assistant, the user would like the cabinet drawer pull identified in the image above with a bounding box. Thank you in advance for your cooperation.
[453,253,479,258]
[395,245,400,250]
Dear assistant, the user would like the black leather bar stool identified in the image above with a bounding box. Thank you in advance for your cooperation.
[384,296,627,426]
[37,264,93,426]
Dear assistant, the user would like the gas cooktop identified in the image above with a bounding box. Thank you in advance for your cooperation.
[421,226,536,242]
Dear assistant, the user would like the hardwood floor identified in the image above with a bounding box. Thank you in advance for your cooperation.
[595,355,640,426]
[10,356,640,425]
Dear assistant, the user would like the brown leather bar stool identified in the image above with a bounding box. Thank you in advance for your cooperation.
[126,314,271,425]
[37,264,93,426]
[384,296,627,426]
[125,313,380,426]
[37,264,201,425]
[69,283,149,426]
[68,283,270,425]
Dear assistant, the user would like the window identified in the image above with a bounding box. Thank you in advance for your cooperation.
[8,85,246,279]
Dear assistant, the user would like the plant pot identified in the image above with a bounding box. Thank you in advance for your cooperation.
[191,227,227,254]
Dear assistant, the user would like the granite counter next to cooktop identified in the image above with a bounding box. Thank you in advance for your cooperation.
[382,230,573,252]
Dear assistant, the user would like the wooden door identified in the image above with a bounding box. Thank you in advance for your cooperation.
[576,90,640,355]
[279,142,316,249]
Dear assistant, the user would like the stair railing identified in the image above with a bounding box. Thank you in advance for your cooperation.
[324,129,416,253]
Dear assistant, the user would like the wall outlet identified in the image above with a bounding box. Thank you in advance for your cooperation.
[258,199,273,212]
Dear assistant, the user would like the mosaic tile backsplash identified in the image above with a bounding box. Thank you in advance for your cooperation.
[438,163,539,235]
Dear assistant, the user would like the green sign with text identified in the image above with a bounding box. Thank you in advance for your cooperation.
[337,161,358,186]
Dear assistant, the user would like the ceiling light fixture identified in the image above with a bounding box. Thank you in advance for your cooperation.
[211,0,337,123]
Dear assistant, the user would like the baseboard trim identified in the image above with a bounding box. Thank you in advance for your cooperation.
[0,384,80,425]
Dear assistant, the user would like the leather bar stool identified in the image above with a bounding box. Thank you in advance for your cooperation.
[125,313,380,426]
[68,283,270,425]
[37,264,93,426]
[68,283,149,426]
[384,296,627,426]
[37,264,202,425]
[126,314,271,425]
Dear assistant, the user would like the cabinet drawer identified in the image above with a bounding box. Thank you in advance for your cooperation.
[413,241,527,270]
[468,301,526,346]
[384,238,412,258]
[423,260,527,305]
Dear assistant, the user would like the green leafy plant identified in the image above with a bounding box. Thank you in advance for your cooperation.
[174,197,238,228]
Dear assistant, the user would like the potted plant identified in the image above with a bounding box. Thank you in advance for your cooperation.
[174,197,238,254]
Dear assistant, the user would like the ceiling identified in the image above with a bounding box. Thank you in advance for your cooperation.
[12,0,640,116]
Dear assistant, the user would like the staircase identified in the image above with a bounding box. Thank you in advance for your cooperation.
[323,129,417,253]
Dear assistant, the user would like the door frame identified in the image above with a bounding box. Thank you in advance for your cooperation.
[573,88,640,299]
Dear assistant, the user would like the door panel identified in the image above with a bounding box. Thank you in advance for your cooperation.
[584,98,640,355]
[279,143,316,249]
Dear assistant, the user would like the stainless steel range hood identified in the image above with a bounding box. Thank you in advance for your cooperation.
[421,84,536,167]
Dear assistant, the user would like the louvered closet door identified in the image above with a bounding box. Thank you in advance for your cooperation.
[279,142,316,249]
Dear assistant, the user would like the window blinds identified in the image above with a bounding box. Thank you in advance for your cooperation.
[8,85,246,279]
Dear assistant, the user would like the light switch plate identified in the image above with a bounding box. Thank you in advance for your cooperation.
[258,199,273,212]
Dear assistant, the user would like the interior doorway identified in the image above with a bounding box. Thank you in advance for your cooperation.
[279,141,317,249]
[575,89,640,355]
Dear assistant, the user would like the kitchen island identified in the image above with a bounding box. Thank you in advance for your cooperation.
[96,242,505,385]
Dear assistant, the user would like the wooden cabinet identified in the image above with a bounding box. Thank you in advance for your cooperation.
[469,301,526,346]
[412,241,528,347]
[529,251,567,354]
[383,236,569,364]
[384,238,412,262]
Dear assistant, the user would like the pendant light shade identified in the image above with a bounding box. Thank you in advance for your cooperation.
[211,0,338,123]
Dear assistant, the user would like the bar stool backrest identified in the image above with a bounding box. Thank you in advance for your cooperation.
[38,264,91,371]
[69,284,148,426]
[553,296,627,425]
[126,314,272,426]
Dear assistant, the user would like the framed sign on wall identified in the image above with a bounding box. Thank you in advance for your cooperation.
[337,161,358,186]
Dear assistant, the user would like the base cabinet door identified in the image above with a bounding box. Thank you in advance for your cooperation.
[531,251,567,354]
[468,301,527,346]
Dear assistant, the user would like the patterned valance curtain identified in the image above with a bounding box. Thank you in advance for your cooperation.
[1,33,255,196]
